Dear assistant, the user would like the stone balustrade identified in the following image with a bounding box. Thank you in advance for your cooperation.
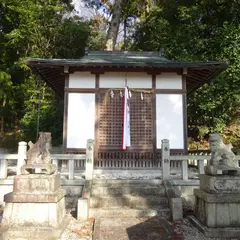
[0,139,240,182]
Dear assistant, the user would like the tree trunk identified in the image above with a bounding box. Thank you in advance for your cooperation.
[0,116,4,137]
[105,0,123,50]
[123,18,127,50]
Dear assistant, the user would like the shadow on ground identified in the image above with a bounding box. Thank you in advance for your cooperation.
[94,216,174,240]
[126,216,173,240]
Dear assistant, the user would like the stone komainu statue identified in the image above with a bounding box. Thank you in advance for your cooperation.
[27,132,52,165]
[209,133,237,168]
[21,132,56,175]
[205,133,239,176]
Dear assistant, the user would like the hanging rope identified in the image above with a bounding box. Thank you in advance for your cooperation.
[103,88,154,104]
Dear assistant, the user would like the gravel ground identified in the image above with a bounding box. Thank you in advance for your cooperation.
[7,164,200,180]
[183,218,240,240]
[60,217,240,240]
[59,168,200,180]
[183,218,211,240]
[60,215,94,240]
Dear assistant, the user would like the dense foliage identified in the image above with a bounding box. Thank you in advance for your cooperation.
[128,0,240,146]
[0,0,239,149]
[0,0,89,146]
[83,0,240,146]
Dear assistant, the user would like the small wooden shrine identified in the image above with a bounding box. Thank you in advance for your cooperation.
[27,51,227,162]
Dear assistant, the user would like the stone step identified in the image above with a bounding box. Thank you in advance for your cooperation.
[91,186,166,197]
[89,207,171,219]
[89,195,168,208]
[92,179,163,186]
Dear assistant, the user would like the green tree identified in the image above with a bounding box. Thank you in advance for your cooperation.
[0,0,90,145]
[129,0,240,144]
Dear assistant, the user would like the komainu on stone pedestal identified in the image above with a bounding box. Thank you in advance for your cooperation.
[0,132,68,240]
[191,133,240,238]
[21,132,57,175]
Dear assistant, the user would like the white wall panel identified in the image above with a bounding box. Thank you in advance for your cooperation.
[67,93,95,148]
[99,72,125,88]
[156,94,184,149]
[69,72,95,88]
[99,72,152,88]
[156,73,182,89]
[127,73,152,88]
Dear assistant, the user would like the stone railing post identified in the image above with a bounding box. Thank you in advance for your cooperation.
[162,139,170,180]
[0,154,7,179]
[52,158,58,169]
[198,160,205,174]
[85,139,94,180]
[181,160,188,180]
[68,159,74,180]
[17,141,27,175]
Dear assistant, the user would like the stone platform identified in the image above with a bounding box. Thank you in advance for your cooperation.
[192,174,240,238]
[0,174,68,240]
[189,215,240,239]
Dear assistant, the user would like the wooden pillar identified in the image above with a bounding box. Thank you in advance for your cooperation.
[152,74,157,164]
[63,72,69,152]
[182,75,188,153]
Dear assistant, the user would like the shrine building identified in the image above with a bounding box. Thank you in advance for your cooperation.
[27,51,227,162]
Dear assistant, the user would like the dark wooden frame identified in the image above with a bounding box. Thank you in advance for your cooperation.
[182,75,188,153]
[152,74,157,162]
[63,73,69,152]
[94,74,100,160]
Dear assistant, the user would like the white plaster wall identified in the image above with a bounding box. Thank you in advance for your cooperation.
[127,73,152,88]
[67,93,95,148]
[156,73,182,89]
[69,72,95,88]
[156,94,184,149]
[99,72,152,88]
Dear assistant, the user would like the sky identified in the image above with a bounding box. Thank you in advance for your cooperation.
[71,0,125,47]
[72,0,90,18]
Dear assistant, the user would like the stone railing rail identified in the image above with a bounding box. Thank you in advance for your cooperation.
[161,139,240,181]
[0,139,94,180]
[189,148,240,155]
[0,138,240,182]
[0,154,19,179]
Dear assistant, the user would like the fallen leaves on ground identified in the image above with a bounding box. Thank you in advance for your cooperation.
[60,214,94,240]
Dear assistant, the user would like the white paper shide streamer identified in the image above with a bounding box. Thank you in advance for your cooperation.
[122,86,131,150]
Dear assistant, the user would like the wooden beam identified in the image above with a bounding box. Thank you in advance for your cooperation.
[65,88,96,93]
[155,89,187,94]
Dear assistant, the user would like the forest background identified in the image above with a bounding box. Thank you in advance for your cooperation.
[0,0,239,151]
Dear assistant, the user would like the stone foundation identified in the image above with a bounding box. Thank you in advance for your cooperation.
[3,197,65,228]
[194,189,240,228]
[0,174,68,240]
[192,174,240,238]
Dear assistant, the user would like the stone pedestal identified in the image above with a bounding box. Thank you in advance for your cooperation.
[0,174,69,240]
[191,174,240,238]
